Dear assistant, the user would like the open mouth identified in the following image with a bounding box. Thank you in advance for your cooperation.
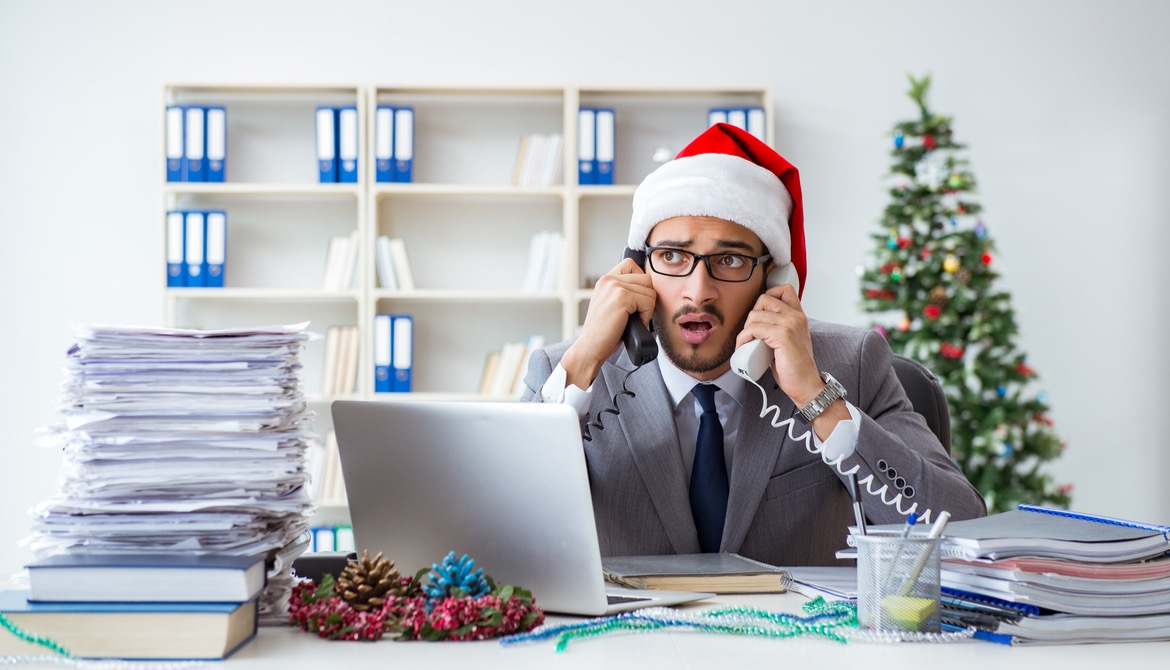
[677,314,717,344]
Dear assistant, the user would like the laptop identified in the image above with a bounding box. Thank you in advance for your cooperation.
[330,400,713,615]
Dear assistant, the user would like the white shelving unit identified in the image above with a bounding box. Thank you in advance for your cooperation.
[162,84,771,401]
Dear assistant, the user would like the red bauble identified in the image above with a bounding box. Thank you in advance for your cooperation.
[923,134,937,150]
[939,343,965,359]
[1016,362,1034,376]
[923,304,941,320]
[982,252,993,265]
[897,237,912,248]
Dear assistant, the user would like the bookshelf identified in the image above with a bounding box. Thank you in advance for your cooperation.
[161,83,770,523]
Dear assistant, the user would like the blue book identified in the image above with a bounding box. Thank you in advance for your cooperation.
[577,108,596,185]
[165,105,184,182]
[166,211,185,287]
[594,107,614,185]
[205,105,227,182]
[183,106,206,182]
[0,589,258,660]
[374,105,395,182]
[393,106,414,182]
[315,106,338,183]
[26,553,266,603]
[391,314,413,392]
[374,313,393,393]
[338,105,359,183]
[204,210,227,287]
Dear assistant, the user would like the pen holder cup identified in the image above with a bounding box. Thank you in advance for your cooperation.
[854,534,942,634]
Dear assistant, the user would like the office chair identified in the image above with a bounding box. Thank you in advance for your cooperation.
[891,354,952,454]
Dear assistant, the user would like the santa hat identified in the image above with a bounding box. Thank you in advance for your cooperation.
[628,123,806,296]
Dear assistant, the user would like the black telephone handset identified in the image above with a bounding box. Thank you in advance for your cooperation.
[621,248,658,366]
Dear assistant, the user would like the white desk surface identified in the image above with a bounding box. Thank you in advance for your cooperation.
[230,593,1167,669]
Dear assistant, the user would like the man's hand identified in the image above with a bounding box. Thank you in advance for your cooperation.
[561,257,656,389]
[735,284,823,407]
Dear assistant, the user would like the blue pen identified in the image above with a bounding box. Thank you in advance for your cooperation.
[941,622,1014,646]
[901,512,919,538]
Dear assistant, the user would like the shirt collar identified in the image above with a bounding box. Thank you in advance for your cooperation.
[656,348,750,410]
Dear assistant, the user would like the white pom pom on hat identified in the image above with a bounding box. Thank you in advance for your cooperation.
[628,123,807,296]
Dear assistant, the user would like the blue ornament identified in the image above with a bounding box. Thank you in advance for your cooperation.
[1002,442,1014,457]
[997,385,1006,398]
[1037,391,1048,403]
[949,218,958,228]
[887,238,898,250]
[894,134,904,149]
[975,220,987,238]
[422,551,490,609]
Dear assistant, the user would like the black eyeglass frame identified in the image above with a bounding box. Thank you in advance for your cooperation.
[644,246,772,283]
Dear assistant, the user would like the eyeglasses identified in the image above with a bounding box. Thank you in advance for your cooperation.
[645,246,771,283]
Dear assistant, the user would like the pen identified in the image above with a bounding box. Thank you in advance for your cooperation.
[900,512,919,538]
[846,472,867,536]
[941,622,1014,646]
[898,510,950,597]
[881,511,920,592]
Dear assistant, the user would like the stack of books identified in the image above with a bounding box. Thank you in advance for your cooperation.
[374,235,415,290]
[938,504,1170,644]
[320,230,359,290]
[479,334,545,399]
[25,323,315,624]
[519,231,562,292]
[512,133,564,186]
[0,554,264,659]
[321,325,360,396]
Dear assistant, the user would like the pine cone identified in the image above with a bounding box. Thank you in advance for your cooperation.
[337,550,404,612]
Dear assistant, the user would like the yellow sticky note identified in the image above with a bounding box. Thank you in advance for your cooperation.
[880,595,937,631]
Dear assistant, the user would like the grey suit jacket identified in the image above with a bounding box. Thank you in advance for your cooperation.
[519,319,986,566]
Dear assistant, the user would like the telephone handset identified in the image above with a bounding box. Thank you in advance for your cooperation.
[621,248,659,366]
[729,262,936,523]
[730,263,801,381]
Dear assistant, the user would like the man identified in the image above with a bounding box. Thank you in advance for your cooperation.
[520,123,985,566]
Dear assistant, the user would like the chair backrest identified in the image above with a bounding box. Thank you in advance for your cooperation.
[891,354,951,454]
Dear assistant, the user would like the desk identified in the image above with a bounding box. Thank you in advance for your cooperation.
[12,592,1170,668]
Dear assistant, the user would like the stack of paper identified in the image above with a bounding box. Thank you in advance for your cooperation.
[938,505,1170,644]
[26,323,316,624]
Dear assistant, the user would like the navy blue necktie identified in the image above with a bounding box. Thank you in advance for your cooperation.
[690,383,729,553]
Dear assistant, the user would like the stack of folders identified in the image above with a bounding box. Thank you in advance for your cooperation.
[374,235,415,291]
[707,106,768,141]
[479,334,545,399]
[321,230,360,291]
[512,133,564,186]
[373,314,413,393]
[321,325,360,396]
[166,209,227,288]
[25,324,315,625]
[0,554,264,660]
[165,104,226,182]
[938,504,1170,644]
[576,108,614,185]
[373,105,414,183]
[315,105,361,183]
[520,231,563,292]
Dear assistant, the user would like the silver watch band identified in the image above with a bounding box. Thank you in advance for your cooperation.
[797,372,846,424]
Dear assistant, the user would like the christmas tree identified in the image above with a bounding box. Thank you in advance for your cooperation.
[858,75,1071,513]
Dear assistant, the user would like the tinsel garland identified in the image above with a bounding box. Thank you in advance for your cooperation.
[502,598,973,651]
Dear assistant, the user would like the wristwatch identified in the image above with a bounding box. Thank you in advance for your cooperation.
[796,372,847,424]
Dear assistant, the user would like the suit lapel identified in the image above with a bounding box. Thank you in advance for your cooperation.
[602,358,700,554]
[722,380,797,551]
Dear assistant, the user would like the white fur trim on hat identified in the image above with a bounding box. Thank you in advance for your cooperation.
[628,153,793,267]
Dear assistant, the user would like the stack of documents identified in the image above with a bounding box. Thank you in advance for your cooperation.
[26,323,316,623]
[938,505,1170,644]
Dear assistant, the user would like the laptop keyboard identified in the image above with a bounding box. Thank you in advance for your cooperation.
[607,594,652,605]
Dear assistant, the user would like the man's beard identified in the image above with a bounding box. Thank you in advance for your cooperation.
[652,304,749,375]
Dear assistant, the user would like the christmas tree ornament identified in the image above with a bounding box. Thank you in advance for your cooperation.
[923,304,941,320]
[928,286,948,306]
[981,252,993,265]
[943,254,960,273]
[975,220,987,238]
[422,552,491,607]
[337,550,406,612]
[923,134,937,150]
[898,315,911,332]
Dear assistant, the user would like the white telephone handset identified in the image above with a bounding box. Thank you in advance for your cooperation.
[730,263,801,382]
[729,262,935,523]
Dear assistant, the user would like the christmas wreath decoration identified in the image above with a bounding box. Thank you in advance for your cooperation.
[290,550,544,642]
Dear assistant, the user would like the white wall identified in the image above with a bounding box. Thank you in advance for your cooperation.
[1,0,1167,579]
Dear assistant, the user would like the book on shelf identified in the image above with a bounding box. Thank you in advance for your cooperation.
[519,231,562,292]
[479,335,545,399]
[321,325,359,396]
[166,209,227,289]
[387,237,415,290]
[0,590,257,660]
[26,553,266,604]
[315,429,347,506]
[375,235,398,289]
[601,552,789,594]
[512,133,563,187]
[308,524,355,553]
[321,230,359,291]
